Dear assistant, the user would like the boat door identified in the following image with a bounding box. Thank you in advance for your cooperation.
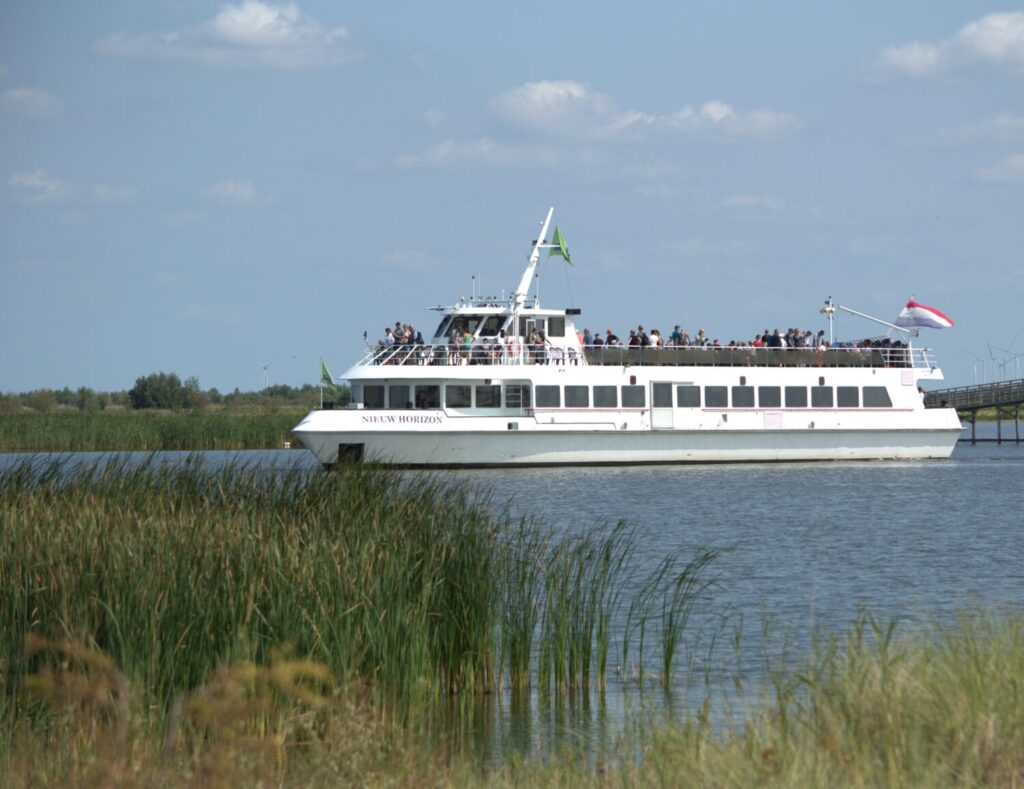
[651,382,673,429]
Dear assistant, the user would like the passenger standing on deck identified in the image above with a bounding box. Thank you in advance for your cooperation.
[606,329,620,346]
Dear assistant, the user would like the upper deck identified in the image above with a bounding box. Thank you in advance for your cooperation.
[356,342,936,370]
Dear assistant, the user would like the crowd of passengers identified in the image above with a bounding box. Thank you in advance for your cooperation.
[373,321,908,365]
[583,326,907,352]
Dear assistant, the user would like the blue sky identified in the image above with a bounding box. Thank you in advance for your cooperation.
[2,1,1023,392]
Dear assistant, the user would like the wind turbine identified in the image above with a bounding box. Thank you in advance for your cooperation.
[992,334,1019,382]
[260,362,270,390]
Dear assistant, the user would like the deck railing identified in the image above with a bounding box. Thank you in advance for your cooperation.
[356,343,936,369]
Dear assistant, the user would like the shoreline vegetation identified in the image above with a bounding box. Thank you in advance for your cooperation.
[0,371,352,451]
[2,459,1022,785]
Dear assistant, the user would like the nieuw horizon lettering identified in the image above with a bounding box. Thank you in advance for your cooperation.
[361,414,443,425]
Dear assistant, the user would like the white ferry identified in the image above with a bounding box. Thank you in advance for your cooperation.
[293,209,962,467]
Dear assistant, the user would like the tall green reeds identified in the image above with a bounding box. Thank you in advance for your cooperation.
[0,409,302,452]
[0,457,719,721]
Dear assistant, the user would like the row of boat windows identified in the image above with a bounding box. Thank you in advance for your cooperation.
[434,314,566,339]
[358,383,894,410]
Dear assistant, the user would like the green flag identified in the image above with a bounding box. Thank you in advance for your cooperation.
[320,360,335,388]
[548,225,572,266]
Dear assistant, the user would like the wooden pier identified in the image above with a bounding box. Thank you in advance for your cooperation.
[923,378,1024,444]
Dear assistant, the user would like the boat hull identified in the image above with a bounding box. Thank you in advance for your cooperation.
[293,414,961,467]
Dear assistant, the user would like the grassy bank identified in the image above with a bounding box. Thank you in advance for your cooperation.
[3,459,1023,785]
[0,408,306,451]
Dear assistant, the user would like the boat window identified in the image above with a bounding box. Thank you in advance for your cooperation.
[652,383,672,408]
[505,384,531,409]
[676,385,701,408]
[837,386,859,408]
[388,385,411,409]
[785,386,808,407]
[758,386,781,408]
[594,385,617,407]
[862,386,893,408]
[564,385,589,407]
[520,317,545,337]
[434,317,451,338]
[480,316,505,337]
[811,386,833,408]
[548,316,566,337]
[415,385,440,409]
[446,385,472,408]
[476,385,502,407]
[364,385,385,409]
[732,386,755,408]
[705,386,728,408]
[536,385,560,408]
[621,385,645,408]
[447,316,482,337]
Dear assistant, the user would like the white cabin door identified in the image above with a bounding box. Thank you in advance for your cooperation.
[651,382,674,429]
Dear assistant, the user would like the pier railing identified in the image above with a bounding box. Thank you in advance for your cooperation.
[923,379,1024,410]
[356,343,936,369]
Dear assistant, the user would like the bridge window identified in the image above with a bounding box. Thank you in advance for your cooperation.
[565,385,589,407]
[621,385,646,407]
[677,385,701,408]
[811,386,834,408]
[547,316,566,337]
[837,386,859,408]
[479,316,505,337]
[863,386,893,407]
[536,385,560,408]
[594,385,617,407]
[705,386,728,408]
[446,384,471,408]
[415,385,440,409]
[364,384,385,409]
[785,386,808,407]
[476,385,502,407]
[388,384,411,409]
[758,386,781,408]
[732,386,755,408]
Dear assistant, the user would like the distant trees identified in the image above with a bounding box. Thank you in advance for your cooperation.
[3,375,344,413]
[129,372,189,410]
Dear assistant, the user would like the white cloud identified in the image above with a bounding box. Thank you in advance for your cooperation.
[975,153,1024,183]
[92,183,138,203]
[0,87,61,117]
[423,109,445,129]
[94,0,358,69]
[954,113,1024,142]
[395,138,561,168]
[203,179,257,204]
[878,12,1024,78]
[716,194,786,211]
[636,184,675,200]
[8,169,74,204]
[490,80,798,140]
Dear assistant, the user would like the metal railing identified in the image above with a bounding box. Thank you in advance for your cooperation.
[924,379,1024,410]
[356,342,936,369]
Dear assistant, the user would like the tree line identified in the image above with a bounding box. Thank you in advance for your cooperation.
[0,372,350,414]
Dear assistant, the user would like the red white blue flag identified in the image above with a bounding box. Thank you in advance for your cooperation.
[894,299,954,329]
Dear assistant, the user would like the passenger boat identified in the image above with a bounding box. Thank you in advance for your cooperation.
[293,209,962,467]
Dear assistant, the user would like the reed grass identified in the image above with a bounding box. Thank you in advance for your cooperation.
[0,457,716,721]
[0,409,303,452]
[5,609,1024,786]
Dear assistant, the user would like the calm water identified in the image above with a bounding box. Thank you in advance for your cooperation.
[4,422,1023,758]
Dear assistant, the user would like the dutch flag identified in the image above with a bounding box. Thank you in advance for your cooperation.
[894,299,954,329]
